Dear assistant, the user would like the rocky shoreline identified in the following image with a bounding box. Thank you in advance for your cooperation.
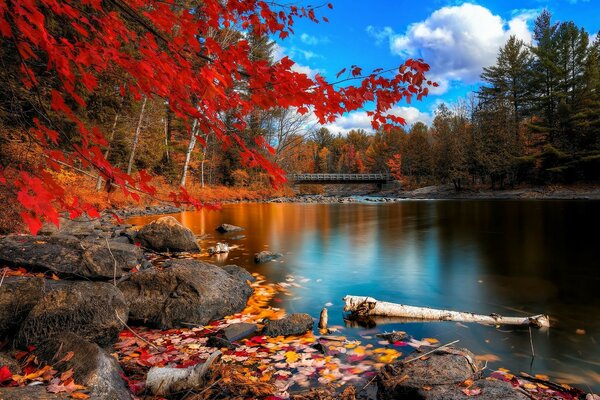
[0,214,595,399]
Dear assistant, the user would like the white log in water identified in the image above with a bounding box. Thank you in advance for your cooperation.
[343,296,550,328]
[146,350,221,395]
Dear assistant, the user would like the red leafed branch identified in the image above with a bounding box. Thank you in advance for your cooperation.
[0,0,433,233]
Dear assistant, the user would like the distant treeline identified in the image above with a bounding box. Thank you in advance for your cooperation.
[3,10,596,191]
[294,10,600,189]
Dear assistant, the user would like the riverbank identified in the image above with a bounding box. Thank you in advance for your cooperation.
[1,213,597,399]
[267,183,600,204]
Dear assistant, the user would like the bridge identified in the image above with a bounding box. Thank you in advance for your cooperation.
[289,173,394,186]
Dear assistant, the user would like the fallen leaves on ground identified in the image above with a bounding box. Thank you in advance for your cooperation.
[490,369,587,399]
[0,351,89,398]
[112,273,407,398]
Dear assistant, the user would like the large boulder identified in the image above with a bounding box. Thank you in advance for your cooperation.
[377,347,528,400]
[0,234,144,280]
[118,259,252,329]
[34,333,132,400]
[0,277,46,338]
[16,281,128,347]
[262,313,314,337]
[136,216,200,252]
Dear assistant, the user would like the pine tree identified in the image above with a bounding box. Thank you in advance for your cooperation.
[480,36,532,138]
[530,10,560,144]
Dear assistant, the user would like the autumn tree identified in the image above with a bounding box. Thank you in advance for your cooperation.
[0,0,433,232]
[403,122,433,183]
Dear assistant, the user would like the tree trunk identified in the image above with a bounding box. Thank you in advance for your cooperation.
[163,103,171,163]
[96,112,120,191]
[180,119,198,187]
[343,296,550,328]
[126,96,147,175]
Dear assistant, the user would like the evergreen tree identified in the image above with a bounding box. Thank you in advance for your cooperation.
[480,36,532,138]
[530,10,560,144]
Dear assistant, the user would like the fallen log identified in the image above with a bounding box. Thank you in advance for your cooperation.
[343,296,550,328]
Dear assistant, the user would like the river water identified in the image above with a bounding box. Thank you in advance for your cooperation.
[128,200,600,391]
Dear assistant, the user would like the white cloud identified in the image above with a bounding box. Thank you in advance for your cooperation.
[272,43,323,78]
[300,33,329,46]
[322,107,432,134]
[368,3,535,94]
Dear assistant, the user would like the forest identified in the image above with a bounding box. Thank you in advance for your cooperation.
[1,4,599,234]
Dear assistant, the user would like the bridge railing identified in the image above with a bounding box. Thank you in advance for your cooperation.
[289,173,392,182]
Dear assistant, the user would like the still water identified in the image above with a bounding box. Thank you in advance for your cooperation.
[129,200,600,391]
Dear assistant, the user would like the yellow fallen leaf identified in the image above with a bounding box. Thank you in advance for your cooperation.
[285,351,299,363]
[475,354,501,362]
[424,338,439,344]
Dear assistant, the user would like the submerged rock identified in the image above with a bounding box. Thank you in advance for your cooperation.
[16,281,128,347]
[118,259,252,329]
[34,333,132,399]
[262,313,314,337]
[0,234,143,280]
[254,251,283,264]
[136,216,200,252]
[216,223,244,233]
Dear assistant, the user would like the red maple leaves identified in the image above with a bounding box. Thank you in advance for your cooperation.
[0,0,434,233]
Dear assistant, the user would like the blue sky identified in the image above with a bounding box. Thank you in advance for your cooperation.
[273,0,600,133]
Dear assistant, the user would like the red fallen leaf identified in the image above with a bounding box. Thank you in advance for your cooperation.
[393,341,408,346]
[462,387,482,396]
[0,366,12,382]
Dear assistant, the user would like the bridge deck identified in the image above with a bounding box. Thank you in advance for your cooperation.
[289,173,392,184]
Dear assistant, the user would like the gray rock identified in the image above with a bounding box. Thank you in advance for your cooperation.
[254,251,283,264]
[0,387,69,399]
[16,281,128,347]
[0,277,46,338]
[118,259,252,329]
[223,322,258,341]
[0,352,21,375]
[262,313,314,337]
[207,336,236,350]
[0,234,144,280]
[216,223,244,233]
[39,216,101,238]
[222,264,255,283]
[417,379,530,400]
[110,236,131,244]
[136,216,200,252]
[34,333,132,400]
[377,347,528,400]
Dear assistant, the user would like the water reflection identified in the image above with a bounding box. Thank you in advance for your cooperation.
[128,200,600,391]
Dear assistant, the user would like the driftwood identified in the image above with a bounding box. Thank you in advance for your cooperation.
[146,350,221,395]
[343,296,550,328]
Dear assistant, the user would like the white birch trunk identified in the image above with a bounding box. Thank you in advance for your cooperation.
[180,119,198,187]
[96,112,120,191]
[163,103,170,162]
[126,96,147,175]
[343,296,550,328]
[146,351,220,395]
